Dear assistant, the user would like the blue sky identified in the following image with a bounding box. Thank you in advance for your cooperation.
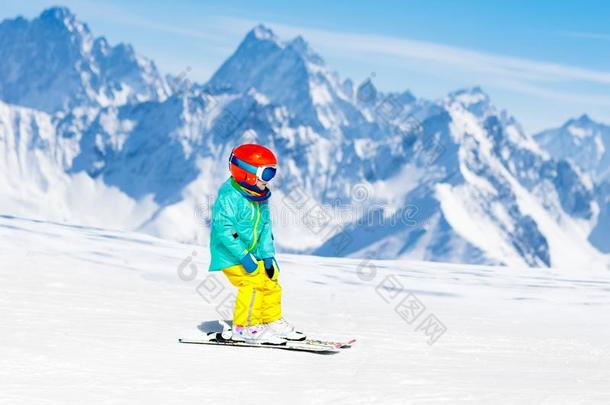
[3,0,610,132]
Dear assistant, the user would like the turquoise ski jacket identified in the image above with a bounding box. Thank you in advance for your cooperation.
[208,178,275,271]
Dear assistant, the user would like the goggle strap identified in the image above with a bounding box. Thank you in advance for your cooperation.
[230,154,259,175]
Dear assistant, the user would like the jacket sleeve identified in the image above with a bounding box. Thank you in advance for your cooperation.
[211,194,248,259]
[258,204,275,259]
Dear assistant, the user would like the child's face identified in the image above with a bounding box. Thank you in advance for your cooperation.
[256,179,268,190]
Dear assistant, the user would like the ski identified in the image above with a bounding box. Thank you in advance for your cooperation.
[302,338,356,349]
[211,320,355,350]
[178,334,340,355]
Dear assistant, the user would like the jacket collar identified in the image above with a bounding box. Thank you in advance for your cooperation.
[230,178,271,202]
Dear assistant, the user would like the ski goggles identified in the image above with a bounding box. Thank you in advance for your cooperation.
[230,154,277,182]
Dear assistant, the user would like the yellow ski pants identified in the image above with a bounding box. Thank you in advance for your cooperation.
[222,261,282,327]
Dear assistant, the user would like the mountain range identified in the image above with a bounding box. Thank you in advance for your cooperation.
[0,6,608,269]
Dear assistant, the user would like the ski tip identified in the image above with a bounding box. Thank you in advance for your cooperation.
[336,339,356,349]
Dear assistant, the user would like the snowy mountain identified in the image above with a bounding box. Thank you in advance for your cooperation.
[535,114,610,183]
[206,24,362,131]
[315,87,602,268]
[0,6,608,269]
[0,99,158,230]
[535,115,610,253]
[0,7,169,113]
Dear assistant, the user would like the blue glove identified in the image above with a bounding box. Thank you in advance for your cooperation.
[240,252,259,273]
[263,257,279,280]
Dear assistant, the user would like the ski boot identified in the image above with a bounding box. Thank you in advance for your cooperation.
[265,318,306,341]
[220,320,285,345]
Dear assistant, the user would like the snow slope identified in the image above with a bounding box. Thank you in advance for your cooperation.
[2,215,610,404]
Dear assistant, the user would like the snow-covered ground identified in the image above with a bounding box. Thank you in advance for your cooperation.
[2,214,610,404]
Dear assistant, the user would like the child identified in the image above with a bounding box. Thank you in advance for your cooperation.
[208,143,305,344]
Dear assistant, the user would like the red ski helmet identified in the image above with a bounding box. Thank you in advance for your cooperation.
[229,144,277,185]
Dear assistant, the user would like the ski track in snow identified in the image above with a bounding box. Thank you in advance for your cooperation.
[1,215,610,404]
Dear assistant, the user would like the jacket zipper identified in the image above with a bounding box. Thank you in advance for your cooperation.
[248,201,261,251]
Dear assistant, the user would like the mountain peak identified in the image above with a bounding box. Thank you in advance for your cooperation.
[207,25,329,94]
[287,35,324,65]
[289,35,306,50]
[562,113,598,129]
[36,6,92,39]
[40,6,75,20]
[447,86,491,114]
[246,24,279,43]
[239,26,325,65]
[575,113,594,125]
[39,6,79,26]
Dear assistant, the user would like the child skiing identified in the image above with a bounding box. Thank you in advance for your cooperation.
[208,143,305,345]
